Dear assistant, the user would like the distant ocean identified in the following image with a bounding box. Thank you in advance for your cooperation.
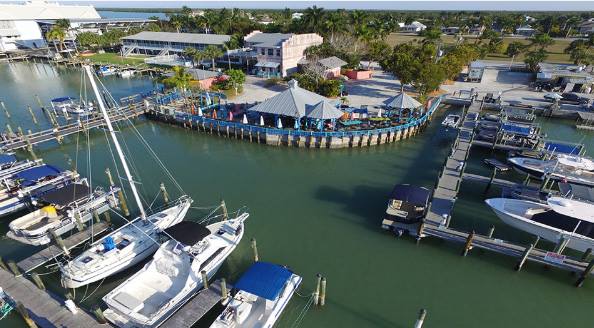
[98,11,169,20]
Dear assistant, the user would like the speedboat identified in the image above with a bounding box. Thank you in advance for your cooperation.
[7,183,119,246]
[0,165,79,217]
[485,197,594,252]
[119,69,135,78]
[102,215,247,327]
[98,65,117,76]
[381,184,432,236]
[441,114,461,128]
[0,287,14,320]
[508,154,594,187]
[210,262,302,328]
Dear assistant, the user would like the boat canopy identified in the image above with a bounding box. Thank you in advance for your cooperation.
[234,262,292,301]
[544,141,582,155]
[51,97,75,103]
[164,221,210,246]
[38,183,91,207]
[547,197,594,223]
[501,123,533,136]
[0,154,16,166]
[14,165,62,186]
[388,184,431,206]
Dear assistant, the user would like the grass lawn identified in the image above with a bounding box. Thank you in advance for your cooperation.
[386,33,573,64]
[81,53,148,66]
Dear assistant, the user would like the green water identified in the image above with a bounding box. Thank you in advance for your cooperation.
[1,62,594,328]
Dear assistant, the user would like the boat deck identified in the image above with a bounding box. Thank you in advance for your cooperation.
[160,280,224,328]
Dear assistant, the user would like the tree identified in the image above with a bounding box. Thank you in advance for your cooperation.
[183,47,198,66]
[55,19,71,29]
[530,33,554,50]
[302,6,325,33]
[162,66,192,90]
[46,26,66,52]
[226,69,246,95]
[192,50,206,69]
[366,41,390,70]
[204,45,224,71]
[524,48,547,72]
[505,41,525,68]
[379,43,418,91]
[420,28,442,44]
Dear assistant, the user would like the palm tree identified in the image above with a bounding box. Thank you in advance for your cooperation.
[323,10,347,43]
[192,50,206,69]
[46,26,66,53]
[183,47,197,66]
[302,6,325,33]
[530,33,554,50]
[204,45,223,71]
[506,41,525,68]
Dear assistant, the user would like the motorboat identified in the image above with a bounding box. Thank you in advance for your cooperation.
[381,184,432,236]
[0,154,16,170]
[0,165,79,217]
[119,69,135,78]
[0,287,14,320]
[103,215,248,327]
[508,154,594,187]
[98,65,117,76]
[210,262,302,328]
[7,183,119,246]
[441,114,461,128]
[485,197,594,252]
[483,158,511,171]
[0,158,43,180]
[51,97,95,116]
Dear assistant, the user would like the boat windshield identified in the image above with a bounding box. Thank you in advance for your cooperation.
[531,210,594,238]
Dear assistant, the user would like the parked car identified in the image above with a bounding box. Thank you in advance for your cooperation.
[559,93,589,105]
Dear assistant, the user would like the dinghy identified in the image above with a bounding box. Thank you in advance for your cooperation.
[441,114,461,128]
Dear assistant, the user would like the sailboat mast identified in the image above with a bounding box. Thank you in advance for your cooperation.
[83,65,147,219]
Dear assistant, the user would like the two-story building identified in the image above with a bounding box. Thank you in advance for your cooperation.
[121,31,230,57]
[244,31,323,78]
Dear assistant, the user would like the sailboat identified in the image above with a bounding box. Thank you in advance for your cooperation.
[60,66,193,289]
[102,215,248,327]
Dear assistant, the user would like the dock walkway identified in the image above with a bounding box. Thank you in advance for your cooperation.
[160,280,224,328]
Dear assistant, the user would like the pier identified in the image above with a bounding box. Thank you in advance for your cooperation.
[160,280,225,328]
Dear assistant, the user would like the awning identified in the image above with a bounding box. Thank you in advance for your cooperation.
[0,154,17,166]
[234,262,293,301]
[501,123,533,136]
[164,221,210,246]
[255,61,280,68]
[39,183,91,207]
[14,165,62,187]
[305,101,344,119]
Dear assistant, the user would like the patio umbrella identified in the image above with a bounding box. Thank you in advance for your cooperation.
[228,111,234,121]
[259,115,265,126]
[277,117,283,129]
[316,119,323,131]
[197,106,203,116]
[242,114,248,124]
[377,107,382,117]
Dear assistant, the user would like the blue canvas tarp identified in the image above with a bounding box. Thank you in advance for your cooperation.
[14,165,62,187]
[544,141,582,155]
[0,154,16,166]
[501,123,532,136]
[234,262,293,301]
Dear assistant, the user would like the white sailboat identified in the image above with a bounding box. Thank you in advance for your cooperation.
[210,262,302,328]
[485,197,594,252]
[509,154,594,187]
[60,66,193,289]
[102,214,248,327]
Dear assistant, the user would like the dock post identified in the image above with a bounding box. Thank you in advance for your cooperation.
[107,168,130,217]
[221,278,228,300]
[0,256,7,271]
[16,302,38,328]
[414,309,427,328]
[49,228,70,257]
[27,105,38,125]
[486,226,495,239]
[576,259,594,287]
[461,231,475,256]
[26,129,38,160]
[93,210,100,224]
[1,101,11,118]
[319,276,327,306]
[103,211,112,224]
[540,174,551,191]
[581,248,592,262]
[160,182,169,204]
[484,168,497,193]
[5,123,14,138]
[523,174,531,186]
[73,212,85,231]
[201,270,209,289]
[515,243,534,271]
[7,260,21,276]
[416,222,425,244]
[250,238,259,262]
[554,237,570,254]
[92,305,108,324]
[35,94,45,111]
[220,199,228,220]
[313,274,322,306]
[31,272,46,290]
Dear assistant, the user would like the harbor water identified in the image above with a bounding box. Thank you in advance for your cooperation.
[1,62,594,328]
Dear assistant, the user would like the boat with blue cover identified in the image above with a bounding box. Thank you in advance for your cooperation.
[0,155,44,180]
[51,96,94,116]
[210,262,302,328]
[0,154,16,170]
[0,164,79,216]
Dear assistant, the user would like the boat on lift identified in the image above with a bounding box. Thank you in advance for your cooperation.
[103,216,248,327]
[441,114,461,128]
[485,197,594,253]
[0,155,43,180]
[508,154,594,187]
[98,65,117,76]
[60,66,193,289]
[51,97,95,116]
[210,262,302,328]
[0,164,79,217]
[7,183,120,246]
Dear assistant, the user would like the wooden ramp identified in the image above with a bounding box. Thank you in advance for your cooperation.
[160,280,224,328]
[17,222,110,274]
[0,269,107,328]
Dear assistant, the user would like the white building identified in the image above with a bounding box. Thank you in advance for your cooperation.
[398,21,427,33]
[0,0,100,52]
[578,19,594,35]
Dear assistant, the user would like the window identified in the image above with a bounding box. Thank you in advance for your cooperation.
[260,48,265,55]
[268,49,273,56]
[276,49,281,57]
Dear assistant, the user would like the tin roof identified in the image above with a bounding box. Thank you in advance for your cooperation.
[318,56,347,69]
[121,31,230,45]
[383,92,422,109]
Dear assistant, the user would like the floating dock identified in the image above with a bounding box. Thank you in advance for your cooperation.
[160,280,225,328]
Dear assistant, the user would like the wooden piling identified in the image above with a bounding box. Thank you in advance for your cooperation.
[251,238,259,262]
[515,243,534,271]
[27,105,38,124]
[73,212,85,231]
[414,309,427,328]
[461,231,475,256]
[103,211,112,224]
[319,277,327,306]
[0,256,7,271]
[313,274,322,306]
[7,260,20,276]
[5,123,14,138]
[576,259,594,287]
[416,222,425,244]
[484,168,497,193]
[160,182,169,204]
[1,101,11,119]
[581,248,592,262]
[92,305,108,324]
[49,228,70,256]
[220,278,228,300]
[16,301,38,328]
[31,272,45,290]
[201,270,209,289]
[221,199,228,220]
[93,210,100,224]
[554,237,570,254]
[35,94,45,111]
[486,226,495,239]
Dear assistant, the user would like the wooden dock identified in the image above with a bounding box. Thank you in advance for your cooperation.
[16,221,111,274]
[0,268,106,328]
[160,280,225,328]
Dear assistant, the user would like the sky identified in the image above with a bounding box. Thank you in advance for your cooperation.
[39,0,594,11]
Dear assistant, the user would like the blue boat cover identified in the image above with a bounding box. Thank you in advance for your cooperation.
[0,154,16,165]
[501,123,532,136]
[14,165,62,186]
[234,262,292,301]
[544,141,582,155]
[51,97,74,103]
[103,236,116,252]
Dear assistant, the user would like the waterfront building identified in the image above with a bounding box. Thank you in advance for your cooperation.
[244,31,323,78]
[121,31,230,57]
[0,0,100,52]
[398,21,427,33]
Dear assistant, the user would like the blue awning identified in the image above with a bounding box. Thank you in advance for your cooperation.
[501,123,532,136]
[51,97,75,103]
[14,165,62,186]
[234,262,293,301]
[544,141,582,155]
[0,154,16,165]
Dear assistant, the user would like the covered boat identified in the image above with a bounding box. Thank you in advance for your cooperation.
[7,183,119,245]
[102,215,248,327]
[210,262,302,328]
[508,154,594,187]
[0,158,43,180]
[0,154,16,170]
[51,96,94,116]
[381,184,432,236]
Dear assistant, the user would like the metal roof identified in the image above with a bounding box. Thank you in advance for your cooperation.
[383,92,422,109]
[121,31,230,45]
[305,101,344,119]
[248,80,334,118]
[245,32,293,47]
[318,56,347,69]
[0,2,100,20]
[234,262,293,301]
[255,61,280,68]
[187,68,219,80]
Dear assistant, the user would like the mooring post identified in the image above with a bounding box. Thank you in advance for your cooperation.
[7,260,20,276]
[486,226,495,239]
[414,308,427,328]
[30,272,45,290]
[221,199,228,220]
[106,168,129,217]
[5,123,14,139]
[540,174,551,191]
[92,305,107,324]
[484,168,497,193]
[416,222,425,244]
[160,182,169,204]
[461,230,475,256]
[49,228,70,256]
[16,302,38,328]
[581,248,592,262]
[1,101,11,119]
[251,238,259,262]
[313,273,322,306]
[35,94,45,111]
[515,243,534,271]
[201,270,209,289]
[221,278,228,300]
[73,212,85,231]
[27,105,38,125]
[0,256,7,271]
[103,211,112,224]
[319,276,327,306]
[93,210,100,224]
[554,236,570,254]
[576,259,594,288]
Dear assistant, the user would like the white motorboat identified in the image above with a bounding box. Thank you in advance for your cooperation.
[210,262,302,328]
[7,183,119,246]
[60,65,194,288]
[119,69,135,78]
[441,114,461,128]
[508,154,594,187]
[51,97,95,116]
[485,197,594,252]
[103,215,248,327]
[98,65,117,76]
